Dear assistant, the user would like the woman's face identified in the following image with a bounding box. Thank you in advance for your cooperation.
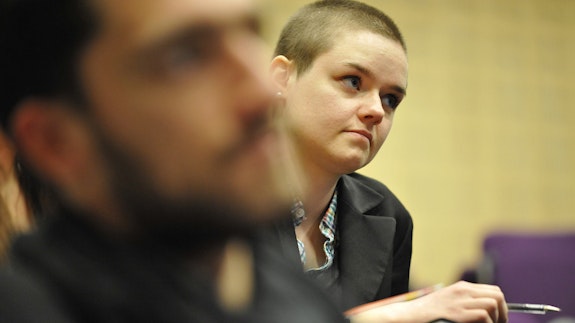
[281,30,408,176]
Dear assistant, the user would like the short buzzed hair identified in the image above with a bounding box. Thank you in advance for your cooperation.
[274,0,406,76]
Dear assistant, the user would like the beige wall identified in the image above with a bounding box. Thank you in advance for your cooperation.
[261,0,575,287]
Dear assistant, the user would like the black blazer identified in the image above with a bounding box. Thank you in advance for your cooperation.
[264,172,413,311]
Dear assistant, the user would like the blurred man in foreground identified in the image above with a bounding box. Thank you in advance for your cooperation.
[0,0,345,321]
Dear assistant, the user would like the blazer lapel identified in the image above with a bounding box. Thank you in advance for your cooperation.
[337,175,397,308]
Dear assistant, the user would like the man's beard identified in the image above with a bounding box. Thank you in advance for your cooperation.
[88,121,289,250]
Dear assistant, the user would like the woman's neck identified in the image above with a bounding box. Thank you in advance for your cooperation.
[298,158,340,226]
[293,158,340,270]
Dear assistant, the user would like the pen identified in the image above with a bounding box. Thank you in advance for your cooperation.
[507,303,561,315]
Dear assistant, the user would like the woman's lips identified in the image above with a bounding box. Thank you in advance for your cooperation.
[346,129,372,143]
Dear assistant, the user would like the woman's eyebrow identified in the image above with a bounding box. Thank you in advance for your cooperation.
[344,62,373,78]
[344,62,406,95]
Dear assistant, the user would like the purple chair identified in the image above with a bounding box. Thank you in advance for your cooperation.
[472,232,575,323]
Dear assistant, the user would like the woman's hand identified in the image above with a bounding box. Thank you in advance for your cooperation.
[349,281,508,323]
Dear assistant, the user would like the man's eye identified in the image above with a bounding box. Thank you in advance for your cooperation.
[342,76,361,91]
[164,45,202,69]
[152,43,213,79]
[381,94,399,110]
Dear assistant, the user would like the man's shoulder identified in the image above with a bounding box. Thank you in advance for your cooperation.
[0,265,73,323]
[2,221,348,323]
[252,240,348,323]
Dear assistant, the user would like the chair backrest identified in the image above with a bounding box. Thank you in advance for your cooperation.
[482,232,575,323]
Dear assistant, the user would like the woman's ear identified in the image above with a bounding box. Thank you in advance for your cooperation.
[269,55,293,93]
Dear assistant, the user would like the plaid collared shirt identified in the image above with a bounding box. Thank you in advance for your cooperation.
[292,190,338,271]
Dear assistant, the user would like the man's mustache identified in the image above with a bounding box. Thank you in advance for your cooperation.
[219,104,274,162]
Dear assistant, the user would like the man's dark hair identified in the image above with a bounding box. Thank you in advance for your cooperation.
[0,0,99,130]
[274,0,406,77]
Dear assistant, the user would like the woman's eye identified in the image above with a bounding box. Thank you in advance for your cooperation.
[381,94,399,110]
[342,76,361,91]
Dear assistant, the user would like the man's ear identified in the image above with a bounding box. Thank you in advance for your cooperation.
[269,55,294,93]
[9,99,93,192]
[0,131,16,178]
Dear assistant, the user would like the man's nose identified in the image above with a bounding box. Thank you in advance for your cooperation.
[224,31,274,111]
